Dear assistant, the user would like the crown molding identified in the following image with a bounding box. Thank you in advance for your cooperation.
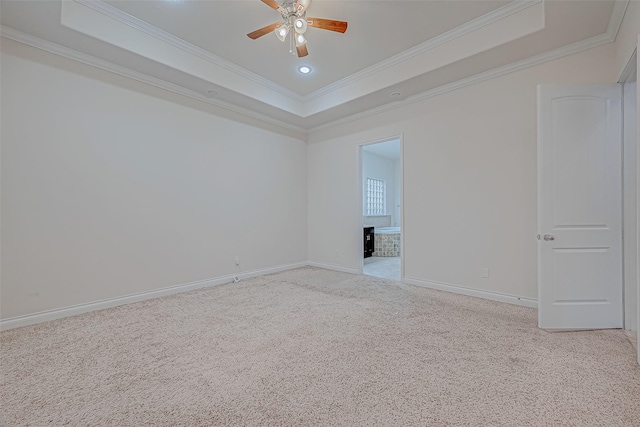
[0,26,307,136]
[307,0,629,134]
[75,0,305,104]
[1,0,629,135]
[303,0,542,101]
[76,0,543,105]
[57,0,545,118]
[607,0,630,41]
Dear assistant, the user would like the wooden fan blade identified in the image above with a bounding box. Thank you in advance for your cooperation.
[296,44,309,58]
[261,0,284,13]
[307,17,348,33]
[247,22,281,40]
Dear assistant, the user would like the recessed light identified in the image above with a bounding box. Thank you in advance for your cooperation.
[390,92,401,98]
[298,66,312,74]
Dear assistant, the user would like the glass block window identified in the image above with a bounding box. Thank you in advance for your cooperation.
[366,178,386,215]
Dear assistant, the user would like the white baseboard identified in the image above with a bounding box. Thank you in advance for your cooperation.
[0,261,307,331]
[1,263,535,331]
[403,277,538,309]
[239,261,309,280]
[306,261,359,275]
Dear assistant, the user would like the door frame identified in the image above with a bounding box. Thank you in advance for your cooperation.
[619,47,640,364]
[357,134,405,281]
[620,49,638,333]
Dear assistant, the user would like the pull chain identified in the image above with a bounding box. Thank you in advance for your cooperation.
[289,29,295,54]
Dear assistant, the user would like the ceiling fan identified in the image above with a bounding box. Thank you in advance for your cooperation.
[247,0,348,58]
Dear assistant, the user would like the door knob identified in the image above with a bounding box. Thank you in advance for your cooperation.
[543,234,555,241]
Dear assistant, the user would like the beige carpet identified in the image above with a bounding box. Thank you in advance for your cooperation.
[1,267,639,426]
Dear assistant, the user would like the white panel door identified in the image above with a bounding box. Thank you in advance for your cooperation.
[538,84,622,330]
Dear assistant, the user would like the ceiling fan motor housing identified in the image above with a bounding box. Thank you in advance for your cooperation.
[280,0,304,18]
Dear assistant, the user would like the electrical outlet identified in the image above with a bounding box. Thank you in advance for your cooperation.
[233,276,240,283]
[481,268,490,278]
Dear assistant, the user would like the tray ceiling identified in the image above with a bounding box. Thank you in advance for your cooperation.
[0,1,625,132]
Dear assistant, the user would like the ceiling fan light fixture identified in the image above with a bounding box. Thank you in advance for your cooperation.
[248,0,348,57]
[294,17,307,34]
[275,24,289,41]
[295,0,311,14]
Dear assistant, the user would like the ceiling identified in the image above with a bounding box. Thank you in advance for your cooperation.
[0,0,627,133]
[363,139,401,161]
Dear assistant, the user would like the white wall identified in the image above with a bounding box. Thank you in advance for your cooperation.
[624,79,637,333]
[637,36,640,365]
[308,35,635,300]
[0,39,308,320]
[362,150,398,226]
[616,2,640,362]
[2,4,639,327]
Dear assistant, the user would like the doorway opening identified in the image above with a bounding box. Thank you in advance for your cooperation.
[360,137,403,281]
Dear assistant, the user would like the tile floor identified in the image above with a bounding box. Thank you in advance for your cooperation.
[363,256,401,281]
